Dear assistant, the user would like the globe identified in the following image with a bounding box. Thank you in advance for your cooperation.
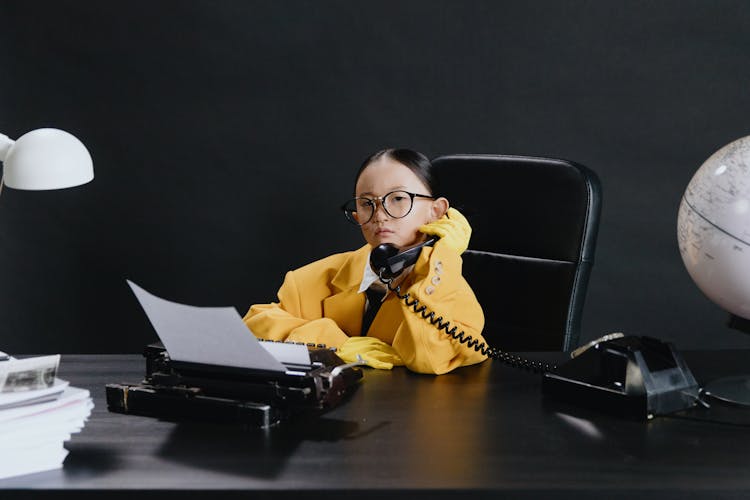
[678,135,750,321]
[678,135,750,405]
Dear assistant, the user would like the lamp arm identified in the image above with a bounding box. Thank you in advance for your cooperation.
[0,134,14,162]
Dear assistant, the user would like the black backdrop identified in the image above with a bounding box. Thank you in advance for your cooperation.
[1,0,749,353]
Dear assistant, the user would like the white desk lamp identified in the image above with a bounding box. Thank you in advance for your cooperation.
[0,128,94,369]
[0,128,94,360]
[0,127,94,359]
[0,128,94,192]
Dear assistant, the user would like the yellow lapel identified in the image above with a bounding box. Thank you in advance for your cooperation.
[365,296,401,344]
[322,244,371,336]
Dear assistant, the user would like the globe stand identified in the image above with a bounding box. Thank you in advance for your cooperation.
[703,376,750,407]
[703,315,750,407]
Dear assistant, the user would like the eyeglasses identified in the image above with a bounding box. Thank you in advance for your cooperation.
[341,190,435,226]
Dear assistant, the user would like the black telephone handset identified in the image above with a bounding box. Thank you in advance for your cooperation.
[370,243,702,418]
[370,236,438,280]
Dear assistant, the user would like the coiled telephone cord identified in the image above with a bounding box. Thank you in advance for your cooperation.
[381,276,557,374]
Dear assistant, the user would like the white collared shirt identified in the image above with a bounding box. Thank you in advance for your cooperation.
[359,252,388,294]
[358,250,413,299]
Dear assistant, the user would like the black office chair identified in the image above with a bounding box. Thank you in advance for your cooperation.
[431,154,602,352]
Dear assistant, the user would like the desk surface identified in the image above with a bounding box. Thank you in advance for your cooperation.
[2,351,750,499]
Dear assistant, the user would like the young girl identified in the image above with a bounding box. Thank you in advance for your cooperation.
[243,149,487,374]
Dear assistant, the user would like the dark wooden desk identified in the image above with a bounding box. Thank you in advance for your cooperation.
[2,351,750,499]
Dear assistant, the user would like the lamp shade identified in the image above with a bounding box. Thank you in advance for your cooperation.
[2,128,94,190]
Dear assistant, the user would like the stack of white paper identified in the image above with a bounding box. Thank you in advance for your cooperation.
[0,355,94,480]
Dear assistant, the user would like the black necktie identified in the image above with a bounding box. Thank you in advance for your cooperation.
[361,287,386,336]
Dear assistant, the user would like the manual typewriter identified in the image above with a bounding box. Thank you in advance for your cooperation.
[108,281,364,426]
[106,340,363,427]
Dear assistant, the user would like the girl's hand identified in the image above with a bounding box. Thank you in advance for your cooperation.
[337,336,404,370]
[419,208,472,255]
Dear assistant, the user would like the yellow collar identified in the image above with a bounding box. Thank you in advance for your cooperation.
[330,244,372,292]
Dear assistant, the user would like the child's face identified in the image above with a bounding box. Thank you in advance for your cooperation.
[354,157,447,250]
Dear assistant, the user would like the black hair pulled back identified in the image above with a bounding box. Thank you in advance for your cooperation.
[354,148,440,196]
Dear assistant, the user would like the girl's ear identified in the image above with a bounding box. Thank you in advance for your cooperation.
[430,197,449,221]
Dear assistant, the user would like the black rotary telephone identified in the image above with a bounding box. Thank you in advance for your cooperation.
[369,240,702,419]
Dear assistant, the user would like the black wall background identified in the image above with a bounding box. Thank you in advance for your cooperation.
[1,0,749,353]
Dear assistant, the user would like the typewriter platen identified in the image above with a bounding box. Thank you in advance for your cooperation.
[106,341,363,427]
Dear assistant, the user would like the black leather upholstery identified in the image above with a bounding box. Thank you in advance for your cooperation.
[431,154,602,351]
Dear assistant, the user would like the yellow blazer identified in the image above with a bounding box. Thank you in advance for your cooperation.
[243,243,487,374]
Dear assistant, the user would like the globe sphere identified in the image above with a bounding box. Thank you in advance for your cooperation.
[678,135,750,320]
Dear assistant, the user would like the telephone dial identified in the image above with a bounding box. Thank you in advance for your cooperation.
[370,239,702,419]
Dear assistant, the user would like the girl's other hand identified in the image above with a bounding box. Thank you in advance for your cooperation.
[419,208,472,255]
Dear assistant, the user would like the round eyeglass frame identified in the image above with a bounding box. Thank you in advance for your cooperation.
[341,190,435,226]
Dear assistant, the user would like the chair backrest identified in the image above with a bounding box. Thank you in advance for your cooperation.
[431,154,602,351]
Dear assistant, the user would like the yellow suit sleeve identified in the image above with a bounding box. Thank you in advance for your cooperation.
[390,244,488,375]
[243,270,350,348]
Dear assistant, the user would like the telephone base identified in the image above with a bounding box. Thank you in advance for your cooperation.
[542,335,700,419]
